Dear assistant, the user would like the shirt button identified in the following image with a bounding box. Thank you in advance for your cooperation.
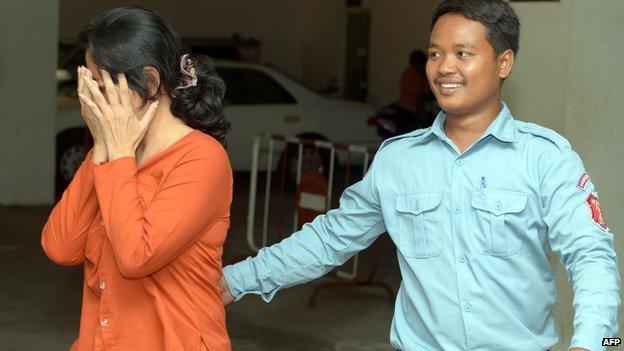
[464,304,472,312]
[100,319,109,327]
[456,159,463,166]
[99,282,106,290]
[495,202,502,210]
[453,207,461,214]
[100,220,105,226]
[458,255,466,263]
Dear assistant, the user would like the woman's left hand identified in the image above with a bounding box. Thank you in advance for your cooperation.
[80,68,159,161]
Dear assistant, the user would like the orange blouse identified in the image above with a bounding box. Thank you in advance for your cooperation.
[42,130,232,351]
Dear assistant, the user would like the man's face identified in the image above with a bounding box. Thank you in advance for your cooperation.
[426,14,512,118]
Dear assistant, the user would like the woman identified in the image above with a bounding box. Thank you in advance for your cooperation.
[41,6,232,350]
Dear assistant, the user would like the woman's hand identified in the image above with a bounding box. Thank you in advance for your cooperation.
[79,68,159,161]
[77,66,108,163]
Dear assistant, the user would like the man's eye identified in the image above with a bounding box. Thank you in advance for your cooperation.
[458,51,472,59]
[428,52,440,59]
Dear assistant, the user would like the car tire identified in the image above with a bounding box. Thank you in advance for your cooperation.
[56,128,89,198]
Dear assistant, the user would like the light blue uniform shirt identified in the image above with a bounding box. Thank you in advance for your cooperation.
[223,103,620,351]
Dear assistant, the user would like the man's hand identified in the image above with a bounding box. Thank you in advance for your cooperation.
[219,276,235,305]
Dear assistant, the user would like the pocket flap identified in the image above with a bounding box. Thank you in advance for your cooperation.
[396,192,442,215]
[471,189,527,216]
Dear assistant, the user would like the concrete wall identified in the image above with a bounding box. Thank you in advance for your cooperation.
[504,1,572,132]
[505,0,624,348]
[562,1,624,342]
[0,0,58,205]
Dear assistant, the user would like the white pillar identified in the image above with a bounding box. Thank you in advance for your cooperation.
[0,0,59,204]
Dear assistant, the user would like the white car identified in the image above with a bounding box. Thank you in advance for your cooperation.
[56,60,379,190]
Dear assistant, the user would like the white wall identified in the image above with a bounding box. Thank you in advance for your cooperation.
[0,0,58,205]
[505,0,624,348]
[504,1,572,132]
[562,1,624,342]
[300,0,345,91]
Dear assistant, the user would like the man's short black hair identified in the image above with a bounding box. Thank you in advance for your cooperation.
[431,0,520,56]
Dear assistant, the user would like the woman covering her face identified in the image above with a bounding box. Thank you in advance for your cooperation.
[42,6,233,350]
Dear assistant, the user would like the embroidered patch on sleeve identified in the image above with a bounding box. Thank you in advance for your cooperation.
[586,191,609,232]
[577,172,591,190]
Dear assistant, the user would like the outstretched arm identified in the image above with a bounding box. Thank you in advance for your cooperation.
[222,160,385,303]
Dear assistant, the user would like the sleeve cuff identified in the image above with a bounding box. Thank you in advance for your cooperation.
[570,324,610,351]
[223,258,281,303]
[92,156,137,188]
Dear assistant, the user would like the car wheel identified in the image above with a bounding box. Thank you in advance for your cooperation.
[56,129,88,197]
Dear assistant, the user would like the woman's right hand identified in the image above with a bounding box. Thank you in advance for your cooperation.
[77,66,107,163]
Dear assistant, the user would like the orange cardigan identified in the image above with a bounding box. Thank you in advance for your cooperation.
[42,130,232,351]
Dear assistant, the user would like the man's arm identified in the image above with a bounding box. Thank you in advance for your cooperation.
[222,158,386,303]
[541,149,620,351]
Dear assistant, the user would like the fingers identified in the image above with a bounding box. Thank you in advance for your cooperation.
[219,277,235,305]
[78,66,93,97]
[140,101,159,129]
[77,66,83,96]
[101,69,121,109]
[222,291,234,305]
[78,93,103,121]
[118,73,132,108]
[82,74,113,117]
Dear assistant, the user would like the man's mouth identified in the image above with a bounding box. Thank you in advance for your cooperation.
[435,80,466,93]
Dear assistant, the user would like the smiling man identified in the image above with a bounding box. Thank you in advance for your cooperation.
[220,1,620,350]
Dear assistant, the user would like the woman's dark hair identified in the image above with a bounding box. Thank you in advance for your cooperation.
[79,6,230,146]
[431,0,520,56]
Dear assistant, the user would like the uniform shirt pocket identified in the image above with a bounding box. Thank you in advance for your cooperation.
[395,191,443,258]
[471,189,528,257]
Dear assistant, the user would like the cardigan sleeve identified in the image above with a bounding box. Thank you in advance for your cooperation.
[42,150,100,265]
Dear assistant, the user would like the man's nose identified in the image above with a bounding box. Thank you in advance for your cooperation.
[437,54,457,75]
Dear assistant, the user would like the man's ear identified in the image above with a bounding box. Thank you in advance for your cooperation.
[143,66,161,97]
[497,49,515,79]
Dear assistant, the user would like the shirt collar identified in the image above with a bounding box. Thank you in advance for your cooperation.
[429,102,516,143]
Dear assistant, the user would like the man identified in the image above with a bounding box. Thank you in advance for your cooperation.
[221,1,620,350]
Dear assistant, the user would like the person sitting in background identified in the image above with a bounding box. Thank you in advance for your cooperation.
[395,49,432,132]
[41,6,233,350]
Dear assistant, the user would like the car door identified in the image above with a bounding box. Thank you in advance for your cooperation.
[218,66,304,170]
